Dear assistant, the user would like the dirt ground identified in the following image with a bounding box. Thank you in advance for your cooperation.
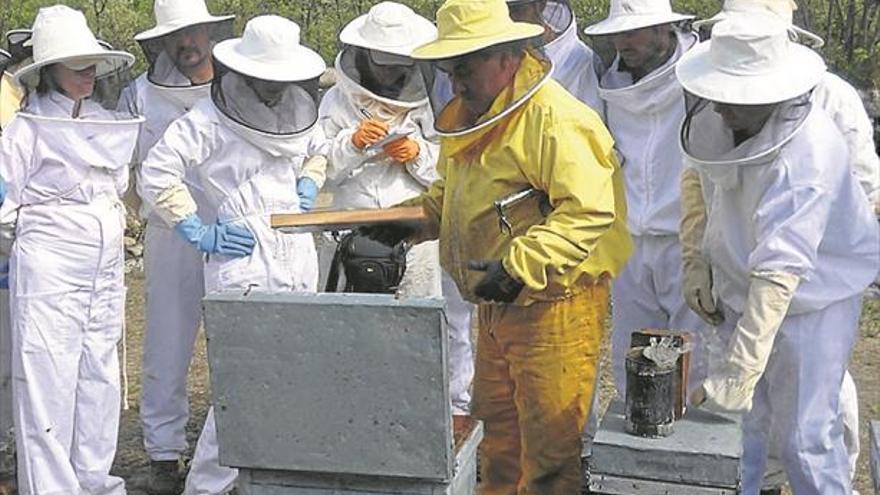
[111,271,880,493]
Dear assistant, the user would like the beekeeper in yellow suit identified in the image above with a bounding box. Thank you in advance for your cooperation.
[364,0,632,490]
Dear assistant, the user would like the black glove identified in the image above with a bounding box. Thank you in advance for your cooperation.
[468,259,524,303]
[358,223,416,247]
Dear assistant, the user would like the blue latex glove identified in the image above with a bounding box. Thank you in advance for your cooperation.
[0,176,7,206]
[175,214,255,257]
[297,177,319,212]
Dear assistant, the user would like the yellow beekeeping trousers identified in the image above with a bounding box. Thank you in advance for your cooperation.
[473,283,608,495]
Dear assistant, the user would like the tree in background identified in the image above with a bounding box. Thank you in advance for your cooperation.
[1,0,877,88]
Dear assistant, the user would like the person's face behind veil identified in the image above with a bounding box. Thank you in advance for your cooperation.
[354,48,411,100]
[162,24,213,82]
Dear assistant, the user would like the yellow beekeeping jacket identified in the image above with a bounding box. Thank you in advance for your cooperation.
[412,52,633,305]
[0,71,23,130]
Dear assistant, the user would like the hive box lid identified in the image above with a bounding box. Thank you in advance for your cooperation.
[590,401,742,488]
[203,292,452,481]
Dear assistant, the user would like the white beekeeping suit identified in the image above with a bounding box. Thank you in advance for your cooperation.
[139,15,325,494]
[319,3,439,264]
[123,1,235,488]
[583,0,709,399]
[320,2,474,414]
[812,72,880,209]
[319,2,440,213]
[507,0,602,113]
[688,2,879,489]
[677,14,879,494]
[0,5,142,494]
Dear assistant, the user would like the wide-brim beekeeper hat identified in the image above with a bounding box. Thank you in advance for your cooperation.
[411,0,545,60]
[135,0,234,41]
[13,5,134,88]
[675,12,826,105]
[212,15,326,82]
[340,2,438,58]
[693,0,824,47]
[584,0,694,36]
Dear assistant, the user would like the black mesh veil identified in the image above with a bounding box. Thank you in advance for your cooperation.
[211,59,320,136]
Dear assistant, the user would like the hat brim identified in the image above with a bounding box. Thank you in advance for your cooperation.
[411,22,544,60]
[134,14,235,41]
[213,38,326,82]
[339,14,438,57]
[583,12,694,36]
[13,50,134,87]
[692,14,825,48]
[675,39,826,105]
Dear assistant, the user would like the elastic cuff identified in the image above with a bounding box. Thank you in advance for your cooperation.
[500,256,523,284]
[153,184,197,227]
[301,155,328,189]
[148,452,184,462]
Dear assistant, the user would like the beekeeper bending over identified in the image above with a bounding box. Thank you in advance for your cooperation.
[678,13,880,495]
[138,15,327,494]
[685,1,880,491]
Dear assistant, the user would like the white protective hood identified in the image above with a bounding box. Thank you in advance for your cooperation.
[542,10,602,113]
[144,72,211,111]
[681,94,812,189]
[335,48,428,123]
[687,102,879,314]
[599,30,697,113]
[212,70,320,158]
[4,91,141,208]
[318,51,440,209]
[598,30,698,236]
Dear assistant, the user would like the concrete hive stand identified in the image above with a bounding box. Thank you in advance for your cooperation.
[203,292,482,494]
[586,401,785,494]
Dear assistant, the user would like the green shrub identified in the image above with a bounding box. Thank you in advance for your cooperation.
[2,0,876,89]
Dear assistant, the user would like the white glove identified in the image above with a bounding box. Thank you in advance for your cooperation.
[680,167,723,326]
[680,167,707,262]
[683,257,725,326]
[692,270,800,412]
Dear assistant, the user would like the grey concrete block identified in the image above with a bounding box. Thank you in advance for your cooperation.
[237,422,483,495]
[590,401,742,488]
[871,420,880,493]
[203,292,452,481]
